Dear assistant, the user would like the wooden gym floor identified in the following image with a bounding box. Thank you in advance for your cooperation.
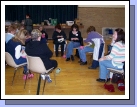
[5,40,125,95]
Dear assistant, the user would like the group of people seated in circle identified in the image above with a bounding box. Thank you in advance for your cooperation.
[5,23,125,83]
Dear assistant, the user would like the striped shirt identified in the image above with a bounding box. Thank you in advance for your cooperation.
[105,41,125,69]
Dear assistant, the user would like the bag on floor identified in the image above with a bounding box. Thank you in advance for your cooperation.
[111,73,123,83]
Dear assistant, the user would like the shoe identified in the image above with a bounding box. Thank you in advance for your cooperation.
[78,59,82,63]
[41,74,46,80]
[28,74,34,78]
[107,78,110,82]
[23,70,29,74]
[96,78,107,82]
[80,61,87,65]
[62,55,66,58]
[23,75,28,80]
[66,58,70,61]
[71,55,74,61]
[23,73,34,80]
[88,66,96,69]
[45,75,52,83]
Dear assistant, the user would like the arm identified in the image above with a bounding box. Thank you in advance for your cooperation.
[84,33,92,43]
[69,31,72,41]
[62,31,67,40]
[45,32,48,40]
[15,45,22,59]
[77,31,82,40]
[99,43,119,61]
[52,31,58,40]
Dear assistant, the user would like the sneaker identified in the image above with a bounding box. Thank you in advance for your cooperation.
[45,75,52,83]
[80,61,87,65]
[71,55,74,61]
[41,74,46,80]
[66,58,70,61]
[23,70,29,74]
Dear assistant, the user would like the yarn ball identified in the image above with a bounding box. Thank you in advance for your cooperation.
[56,68,61,74]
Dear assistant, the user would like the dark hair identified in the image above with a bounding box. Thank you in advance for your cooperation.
[26,14,30,18]
[115,28,125,43]
[55,24,61,30]
[86,26,96,33]
[71,24,79,31]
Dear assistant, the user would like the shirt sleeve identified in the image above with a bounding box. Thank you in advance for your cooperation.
[84,33,92,43]
[69,31,72,41]
[15,45,21,59]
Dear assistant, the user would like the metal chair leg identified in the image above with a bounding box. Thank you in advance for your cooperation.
[12,68,17,85]
[36,74,41,95]
[42,78,46,95]
[54,70,56,86]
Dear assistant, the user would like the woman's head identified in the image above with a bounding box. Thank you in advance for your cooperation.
[31,29,42,41]
[26,14,30,18]
[113,28,125,43]
[18,24,25,30]
[8,25,16,35]
[86,26,96,34]
[12,29,28,45]
[39,26,43,31]
[55,24,61,32]
[71,24,79,31]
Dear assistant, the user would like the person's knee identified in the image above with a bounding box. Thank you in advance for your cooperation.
[99,60,104,65]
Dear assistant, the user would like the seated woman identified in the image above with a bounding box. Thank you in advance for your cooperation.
[82,26,105,69]
[5,25,16,44]
[52,24,67,57]
[96,28,125,82]
[25,29,58,82]
[66,24,82,61]
[78,26,96,65]
[5,29,32,78]
[39,25,48,43]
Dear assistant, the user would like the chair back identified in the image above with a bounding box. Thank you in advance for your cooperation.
[27,56,48,74]
[5,52,17,68]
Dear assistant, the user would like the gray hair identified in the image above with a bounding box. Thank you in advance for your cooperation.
[31,29,42,41]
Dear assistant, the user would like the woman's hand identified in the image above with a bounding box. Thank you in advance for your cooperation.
[99,57,106,62]
[71,38,74,40]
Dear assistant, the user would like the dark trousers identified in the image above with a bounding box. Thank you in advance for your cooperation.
[55,43,64,56]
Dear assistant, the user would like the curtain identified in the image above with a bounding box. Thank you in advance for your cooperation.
[5,5,78,24]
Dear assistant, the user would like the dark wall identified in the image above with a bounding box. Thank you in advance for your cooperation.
[5,5,78,24]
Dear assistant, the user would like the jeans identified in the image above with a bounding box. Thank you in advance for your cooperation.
[78,46,94,62]
[99,60,122,79]
[14,57,28,72]
[66,41,80,58]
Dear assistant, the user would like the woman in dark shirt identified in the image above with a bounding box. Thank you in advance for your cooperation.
[52,24,67,57]
[66,24,82,61]
[39,25,48,43]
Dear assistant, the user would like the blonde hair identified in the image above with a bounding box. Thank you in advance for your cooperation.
[12,29,28,45]
[31,29,42,41]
